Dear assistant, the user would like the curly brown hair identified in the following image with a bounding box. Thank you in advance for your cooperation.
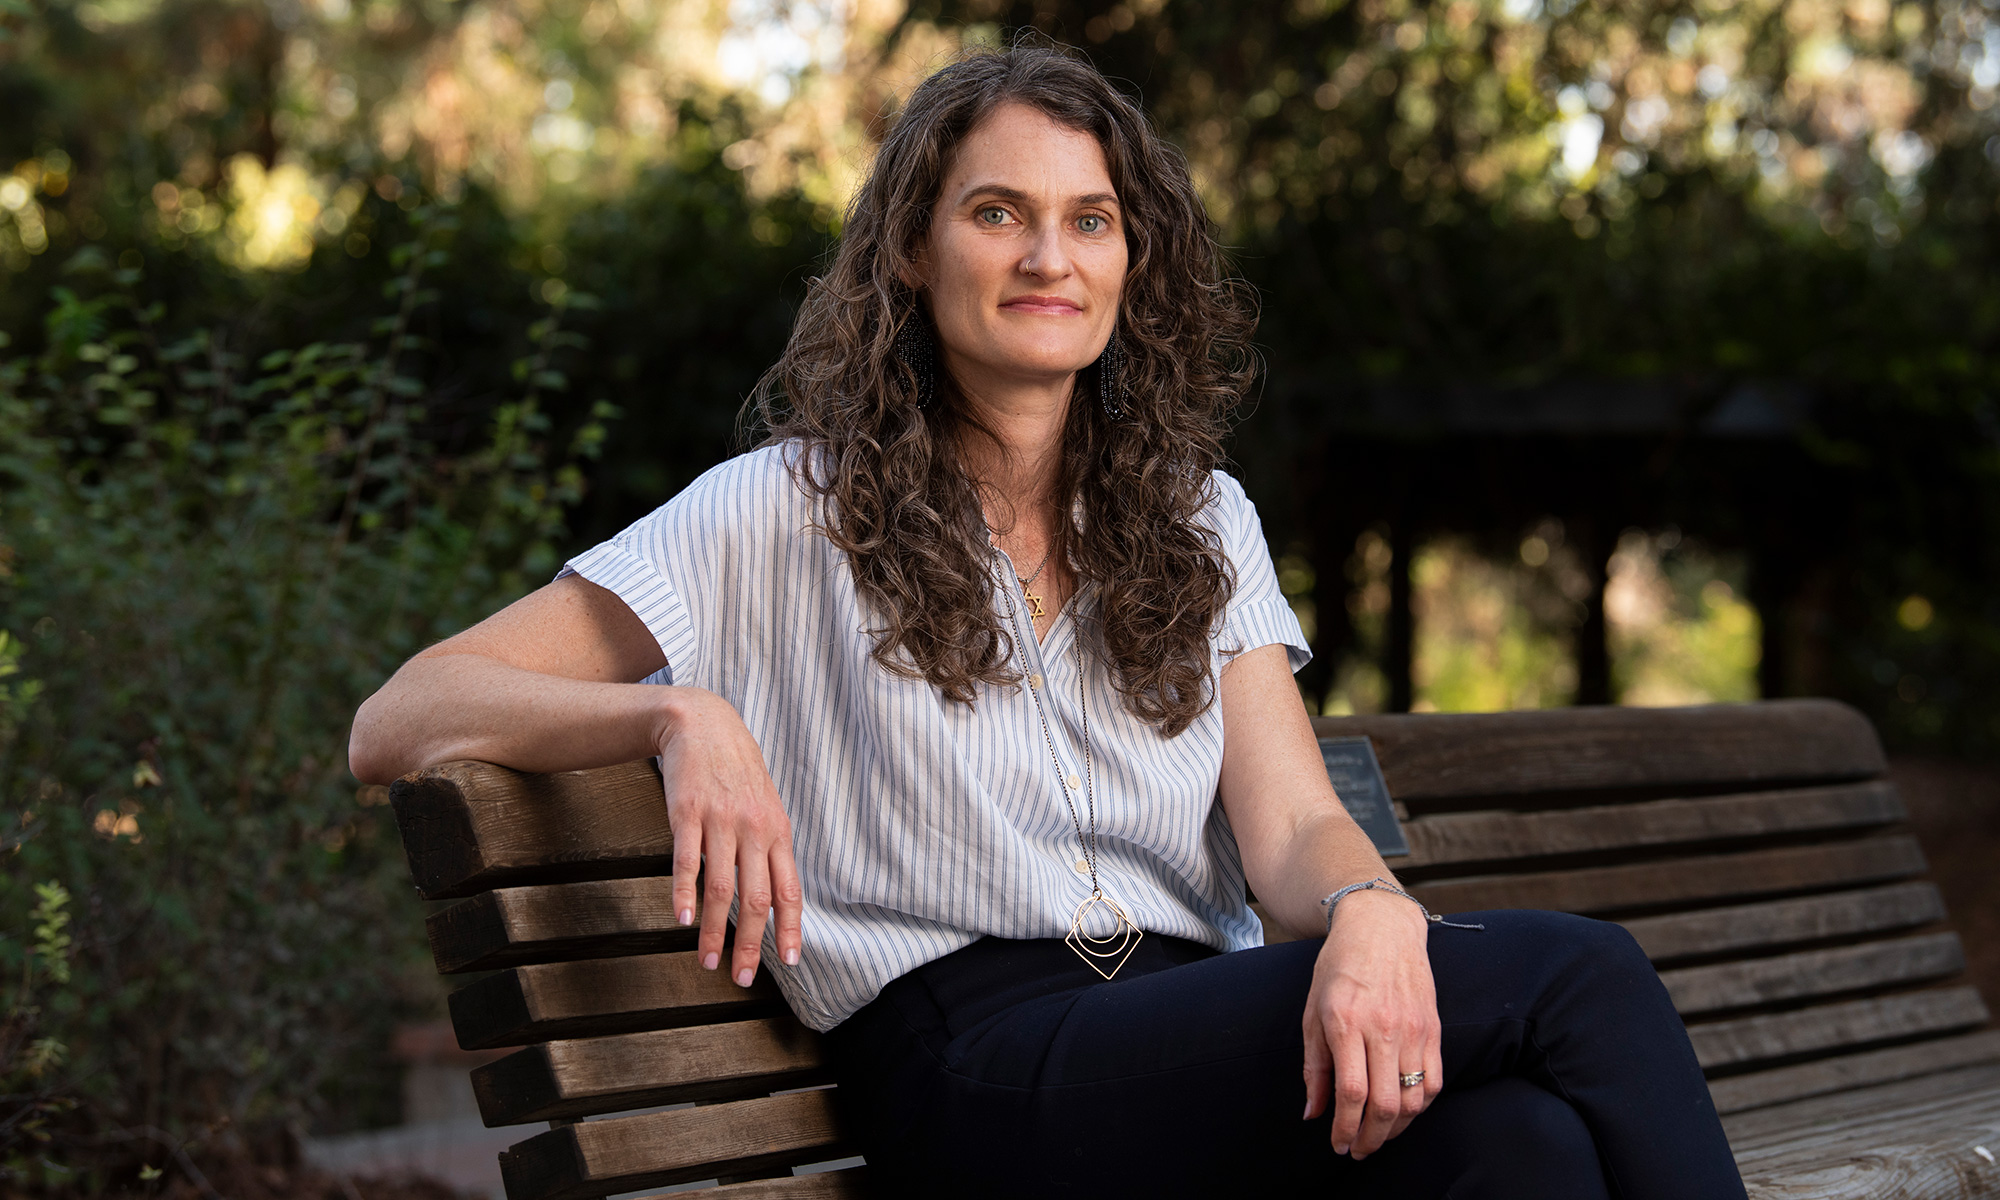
[750,44,1258,737]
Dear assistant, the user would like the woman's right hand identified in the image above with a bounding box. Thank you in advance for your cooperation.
[658,687,804,988]
[350,574,802,984]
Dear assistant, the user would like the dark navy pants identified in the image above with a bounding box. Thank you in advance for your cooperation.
[823,910,1748,1198]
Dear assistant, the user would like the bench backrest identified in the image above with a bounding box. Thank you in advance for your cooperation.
[1316,699,1997,1117]
[390,698,1995,1200]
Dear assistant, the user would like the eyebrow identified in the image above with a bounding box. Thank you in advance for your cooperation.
[954,183,1121,209]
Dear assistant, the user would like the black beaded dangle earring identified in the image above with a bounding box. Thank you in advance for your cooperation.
[893,310,938,410]
[1097,327,1127,420]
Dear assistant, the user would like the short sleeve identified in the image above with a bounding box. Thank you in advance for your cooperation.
[1207,471,1312,674]
[558,537,702,687]
[553,447,799,688]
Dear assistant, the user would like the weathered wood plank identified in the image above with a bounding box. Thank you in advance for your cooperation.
[628,1170,868,1199]
[1620,883,1947,963]
[1725,1062,2000,1150]
[472,1018,829,1126]
[1400,781,1901,868]
[499,1090,847,1200]
[391,759,671,900]
[1711,1029,2000,1115]
[1313,699,1886,803]
[1726,1064,2000,1198]
[1408,835,1927,916]
[1660,932,1965,1016]
[1742,1119,2000,1198]
[427,878,696,975]
[448,952,781,1051]
[1689,986,1991,1070]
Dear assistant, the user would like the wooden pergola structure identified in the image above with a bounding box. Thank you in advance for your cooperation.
[1261,378,1849,711]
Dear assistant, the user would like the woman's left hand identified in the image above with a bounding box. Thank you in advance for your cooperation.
[1300,887,1444,1159]
[1213,643,1446,1159]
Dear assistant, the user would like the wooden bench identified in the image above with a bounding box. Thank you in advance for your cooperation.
[389,699,2000,1199]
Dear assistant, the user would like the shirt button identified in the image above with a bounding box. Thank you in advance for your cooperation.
[1029,673,1044,690]
[1073,859,1090,874]
[1065,773,1081,790]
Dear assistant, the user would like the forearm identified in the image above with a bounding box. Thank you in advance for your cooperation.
[348,651,685,783]
[1255,805,1406,939]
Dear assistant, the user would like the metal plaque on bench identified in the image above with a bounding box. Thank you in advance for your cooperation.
[1317,736,1410,857]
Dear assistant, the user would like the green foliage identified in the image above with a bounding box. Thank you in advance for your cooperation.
[28,881,69,988]
[0,208,610,1184]
[0,630,42,744]
[0,877,80,1183]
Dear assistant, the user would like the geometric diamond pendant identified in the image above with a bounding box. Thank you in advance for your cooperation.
[1066,889,1144,980]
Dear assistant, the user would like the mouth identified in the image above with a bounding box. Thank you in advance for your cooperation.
[998,294,1085,316]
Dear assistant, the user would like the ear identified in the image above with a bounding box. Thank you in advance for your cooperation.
[896,238,929,292]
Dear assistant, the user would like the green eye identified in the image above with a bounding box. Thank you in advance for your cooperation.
[1079,214,1105,233]
[979,207,1008,225]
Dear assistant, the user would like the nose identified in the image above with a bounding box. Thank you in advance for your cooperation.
[1018,223,1072,280]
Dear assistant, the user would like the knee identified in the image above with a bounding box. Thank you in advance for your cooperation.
[1566,912,1648,964]
[1448,1079,1609,1198]
[1497,1083,1598,1159]
[1507,910,1653,979]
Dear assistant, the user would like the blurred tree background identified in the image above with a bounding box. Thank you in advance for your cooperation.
[1,0,1998,1189]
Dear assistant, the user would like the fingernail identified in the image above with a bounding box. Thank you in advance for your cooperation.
[1301,1102,1312,1120]
[702,952,719,970]
[679,909,693,927]
[1334,1145,1349,1157]
[736,968,754,987]
[783,947,799,966]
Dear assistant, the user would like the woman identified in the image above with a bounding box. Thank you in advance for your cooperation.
[351,46,1747,1199]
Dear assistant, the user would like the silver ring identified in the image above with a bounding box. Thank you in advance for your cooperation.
[1399,1070,1425,1088]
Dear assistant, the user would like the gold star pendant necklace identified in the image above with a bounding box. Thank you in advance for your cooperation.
[1015,543,1054,620]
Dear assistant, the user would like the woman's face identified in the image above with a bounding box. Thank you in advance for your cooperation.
[917,101,1128,398]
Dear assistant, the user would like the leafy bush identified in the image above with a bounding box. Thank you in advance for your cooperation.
[0,206,611,1191]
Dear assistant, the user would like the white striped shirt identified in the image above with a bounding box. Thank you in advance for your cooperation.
[562,443,1310,1031]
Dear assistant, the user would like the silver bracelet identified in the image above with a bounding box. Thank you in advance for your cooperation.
[1320,876,1486,934]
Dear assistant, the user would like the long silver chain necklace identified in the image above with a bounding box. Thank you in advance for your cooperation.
[996,553,1144,980]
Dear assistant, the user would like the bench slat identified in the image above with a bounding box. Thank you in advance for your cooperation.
[428,878,696,974]
[449,952,781,1051]
[1314,699,1886,803]
[394,702,1887,902]
[1409,834,1927,916]
[629,1170,868,1199]
[1710,1029,2000,1115]
[392,759,671,900]
[499,1090,848,1200]
[1661,933,1965,1016]
[1725,1061,2000,1151]
[1400,781,1901,869]
[1689,986,1991,1070]
[1726,1064,2000,1198]
[1621,883,1947,963]
[472,1018,829,1126]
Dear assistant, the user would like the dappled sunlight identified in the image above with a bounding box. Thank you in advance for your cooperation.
[220,156,328,271]
[1606,530,1761,707]
[10,0,1993,287]
[359,0,907,213]
[1412,536,1577,713]
[1158,0,1990,242]
[0,154,65,271]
